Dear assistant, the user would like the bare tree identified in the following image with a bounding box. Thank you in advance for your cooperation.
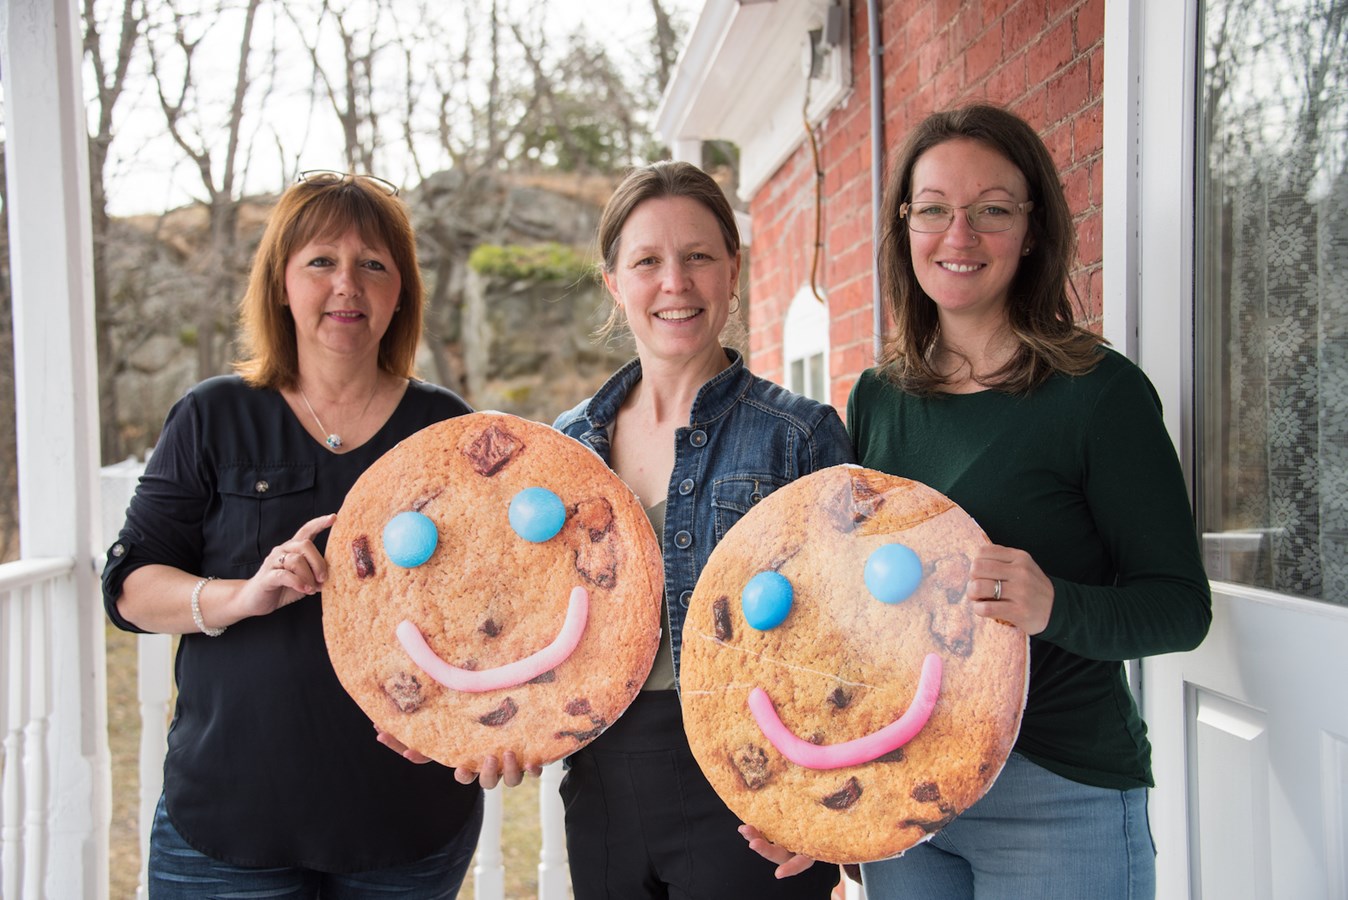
[649,0,678,94]
[399,0,552,392]
[1205,0,1347,193]
[283,0,393,174]
[515,34,641,172]
[145,0,273,379]
[1285,0,1346,191]
[412,0,543,176]
[84,0,147,462]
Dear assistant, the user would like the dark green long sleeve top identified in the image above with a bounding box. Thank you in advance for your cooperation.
[846,348,1211,789]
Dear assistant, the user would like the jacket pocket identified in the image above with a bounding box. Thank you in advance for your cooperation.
[216,464,316,567]
[711,473,787,543]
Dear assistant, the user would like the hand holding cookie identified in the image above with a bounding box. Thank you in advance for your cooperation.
[452,752,542,789]
[738,825,817,879]
[966,543,1055,635]
[234,513,337,620]
[374,728,432,764]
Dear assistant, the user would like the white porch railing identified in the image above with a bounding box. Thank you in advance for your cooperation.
[0,555,76,900]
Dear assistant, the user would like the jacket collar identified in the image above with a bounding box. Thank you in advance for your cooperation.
[583,348,751,431]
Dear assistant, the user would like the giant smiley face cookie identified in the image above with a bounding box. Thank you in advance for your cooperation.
[680,465,1028,863]
[323,412,663,770]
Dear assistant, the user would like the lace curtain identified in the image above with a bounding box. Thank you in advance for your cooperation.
[1199,0,1347,603]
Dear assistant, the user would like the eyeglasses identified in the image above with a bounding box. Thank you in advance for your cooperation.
[899,199,1033,233]
[296,170,400,197]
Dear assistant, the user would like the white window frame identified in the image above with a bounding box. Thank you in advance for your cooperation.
[1107,1,1200,896]
[1106,0,1198,474]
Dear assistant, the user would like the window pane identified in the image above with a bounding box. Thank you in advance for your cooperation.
[1197,0,1348,602]
[808,353,826,403]
[790,358,806,397]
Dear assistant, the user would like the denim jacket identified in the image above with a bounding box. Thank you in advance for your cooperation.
[554,349,855,684]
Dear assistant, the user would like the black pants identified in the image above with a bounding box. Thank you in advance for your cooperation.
[560,690,840,900]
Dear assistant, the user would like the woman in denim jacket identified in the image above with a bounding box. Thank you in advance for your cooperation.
[553,161,854,899]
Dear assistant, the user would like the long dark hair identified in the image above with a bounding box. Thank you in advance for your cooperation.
[877,104,1103,394]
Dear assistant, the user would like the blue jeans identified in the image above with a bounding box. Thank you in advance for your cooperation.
[860,753,1155,900]
[147,793,483,899]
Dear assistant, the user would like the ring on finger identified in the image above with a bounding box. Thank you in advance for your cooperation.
[993,578,1003,601]
[277,552,288,569]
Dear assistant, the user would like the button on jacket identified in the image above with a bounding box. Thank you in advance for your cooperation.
[554,349,855,683]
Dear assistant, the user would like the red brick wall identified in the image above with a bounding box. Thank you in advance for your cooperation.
[747,0,1106,415]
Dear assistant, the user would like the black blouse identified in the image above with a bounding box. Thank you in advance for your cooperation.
[103,375,482,872]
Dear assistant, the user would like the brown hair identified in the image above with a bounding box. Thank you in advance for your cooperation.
[234,174,424,389]
[594,161,741,337]
[877,104,1103,394]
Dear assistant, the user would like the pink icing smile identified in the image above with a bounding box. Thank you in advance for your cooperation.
[396,586,590,693]
[747,653,943,769]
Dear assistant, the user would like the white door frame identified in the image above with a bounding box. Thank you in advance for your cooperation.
[1116,0,1348,897]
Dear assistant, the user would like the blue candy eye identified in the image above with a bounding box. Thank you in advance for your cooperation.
[742,571,793,631]
[384,511,439,568]
[509,487,567,543]
[864,543,924,604]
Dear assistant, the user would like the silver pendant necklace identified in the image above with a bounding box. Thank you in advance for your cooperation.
[299,382,378,451]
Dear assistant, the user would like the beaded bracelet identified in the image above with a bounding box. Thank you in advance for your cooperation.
[190,576,225,637]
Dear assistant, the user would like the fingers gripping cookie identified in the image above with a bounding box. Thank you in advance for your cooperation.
[324,413,663,770]
[680,466,1028,863]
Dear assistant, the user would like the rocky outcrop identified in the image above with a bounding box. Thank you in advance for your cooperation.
[100,170,630,458]
[464,265,632,423]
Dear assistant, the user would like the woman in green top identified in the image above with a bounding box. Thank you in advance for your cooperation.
[854,105,1210,898]
[749,105,1211,898]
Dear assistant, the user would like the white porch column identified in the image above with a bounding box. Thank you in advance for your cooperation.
[1,0,110,897]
